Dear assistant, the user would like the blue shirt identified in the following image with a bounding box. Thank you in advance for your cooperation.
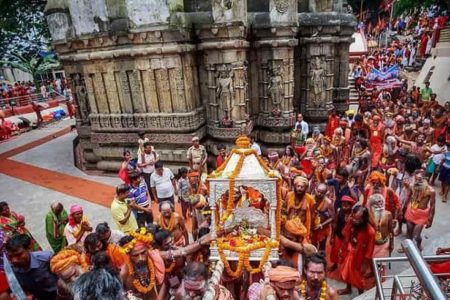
[327,179,360,209]
[13,251,57,299]
[128,180,150,211]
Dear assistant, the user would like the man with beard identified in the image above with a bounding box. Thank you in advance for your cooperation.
[129,228,216,299]
[286,176,315,243]
[363,171,400,223]
[311,183,335,251]
[368,194,393,274]
[338,206,375,295]
[174,262,233,300]
[346,139,371,187]
[158,201,189,247]
[50,248,89,299]
[83,232,126,270]
[402,170,436,251]
[300,252,338,300]
[260,265,301,299]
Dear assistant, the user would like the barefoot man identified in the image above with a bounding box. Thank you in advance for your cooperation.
[286,176,316,243]
[368,193,393,274]
[158,202,189,247]
[300,252,339,300]
[338,205,375,295]
[402,170,436,251]
[311,183,335,251]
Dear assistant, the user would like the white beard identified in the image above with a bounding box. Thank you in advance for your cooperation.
[372,207,385,224]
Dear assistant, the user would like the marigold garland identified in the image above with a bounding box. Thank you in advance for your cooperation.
[299,279,327,300]
[127,256,156,294]
[159,213,176,231]
[221,153,245,223]
[217,238,279,277]
[276,179,282,240]
[121,227,154,254]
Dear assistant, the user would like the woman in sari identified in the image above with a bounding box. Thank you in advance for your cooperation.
[0,202,41,251]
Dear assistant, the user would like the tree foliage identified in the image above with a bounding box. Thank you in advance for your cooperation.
[1,52,58,87]
[0,0,51,61]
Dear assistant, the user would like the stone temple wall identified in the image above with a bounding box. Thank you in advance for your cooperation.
[45,0,356,173]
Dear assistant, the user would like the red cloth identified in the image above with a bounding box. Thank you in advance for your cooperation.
[419,33,428,57]
[369,124,384,168]
[118,167,130,185]
[325,115,339,138]
[216,155,225,169]
[0,272,8,293]
[430,260,450,279]
[339,222,376,290]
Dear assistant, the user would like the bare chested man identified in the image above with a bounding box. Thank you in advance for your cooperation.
[401,170,436,251]
[286,176,315,243]
[158,202,189,247]
[347,139,371,187]
[368,194,393,274]
[311,183,335,251]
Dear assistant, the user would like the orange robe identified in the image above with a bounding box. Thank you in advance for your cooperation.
[339,222,376,290]
[86,244,127,269]
[286,191,315,243]
[326,115,340,138]
[369,123,385,168]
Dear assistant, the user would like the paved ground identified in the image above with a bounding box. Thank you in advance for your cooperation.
[1,119,450,299]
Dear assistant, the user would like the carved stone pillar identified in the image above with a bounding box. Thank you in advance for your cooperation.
[198,0,249,141]
[297,12,356,122]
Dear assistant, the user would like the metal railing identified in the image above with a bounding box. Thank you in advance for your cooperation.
[373,239,450,299]
[0,91,67,110]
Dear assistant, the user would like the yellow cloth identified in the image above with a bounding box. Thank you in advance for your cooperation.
[269,266,301,283]
[110,197,138,233]
[50,249,87,274]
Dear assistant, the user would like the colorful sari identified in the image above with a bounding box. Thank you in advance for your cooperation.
[0,212,41,251]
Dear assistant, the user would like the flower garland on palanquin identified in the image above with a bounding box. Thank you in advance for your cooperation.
[217,237,279,277]
[209,136,283,278]
[121,228,156,295]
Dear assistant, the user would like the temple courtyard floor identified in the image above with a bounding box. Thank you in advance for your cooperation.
[0,118,449,299]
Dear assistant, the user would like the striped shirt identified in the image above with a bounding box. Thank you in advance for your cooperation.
[128,180,150,212]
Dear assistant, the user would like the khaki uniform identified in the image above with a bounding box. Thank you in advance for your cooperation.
[187,145,207,173]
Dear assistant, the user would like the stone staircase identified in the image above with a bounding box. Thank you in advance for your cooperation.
[348,75,375,105]
[439,28,450,43]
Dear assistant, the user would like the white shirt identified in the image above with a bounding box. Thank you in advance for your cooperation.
[138,151,158,174]
[295,121,309,138]
[431,144,447,164]
[150,167,175,198]
[251,142,262,155]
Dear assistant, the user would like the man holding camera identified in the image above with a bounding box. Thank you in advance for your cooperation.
[111,183,138,233]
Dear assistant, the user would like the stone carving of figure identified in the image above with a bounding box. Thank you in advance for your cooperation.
[213,0,233,22]
[216,65,234,121]
[310,56,327,108]
[309,0,333,12]
[274,0,289,14]
[268,64,284,117]
[72,74,90,123]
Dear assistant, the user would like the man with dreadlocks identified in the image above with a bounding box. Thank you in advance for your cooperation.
[395,153,422,236]
[401,170,436,252]
[363,171,400,223]
[120,228,218,299]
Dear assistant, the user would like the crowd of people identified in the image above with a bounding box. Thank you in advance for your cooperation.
[0,7,450,300]
[1,75,450,299]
